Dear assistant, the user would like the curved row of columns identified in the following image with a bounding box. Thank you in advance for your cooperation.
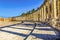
[0,0,60,31]
[38,0,60,30]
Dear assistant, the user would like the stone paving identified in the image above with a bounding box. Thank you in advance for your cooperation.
[0,22,60,40]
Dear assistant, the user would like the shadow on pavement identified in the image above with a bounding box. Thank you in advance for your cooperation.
[6,27,32,31]
[0,22,59,40]
[0,29,28,37]
[35,28,54,31]
[0,23,22,29]
[24,23,36,40]
[22,24,35,27]
[0,22,36,40]
[31,33,57,40]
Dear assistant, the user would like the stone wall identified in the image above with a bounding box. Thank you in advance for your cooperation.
[0,18,4,22]
[0,18,13,22]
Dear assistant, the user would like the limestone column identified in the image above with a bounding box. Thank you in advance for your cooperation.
[51,0,57,18]
[41,8,43,21]
[58,0,60,18]
[47,0,51,20]
[40,10,42,21]
[57,0,60,30]
[38,9,40,22]
[41,9,42,21]
[43,7,44,21]
[44,5,46,21]
[51,0,57,27]
[42,7,44,21]
[40,9,41,21]
[53,0,57,18]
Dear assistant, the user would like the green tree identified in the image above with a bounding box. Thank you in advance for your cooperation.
[26,11,31,14]
[21,12,26,16]
[31,9,35,13]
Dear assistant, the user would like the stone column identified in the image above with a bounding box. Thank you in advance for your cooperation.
[44,5,46,22]
[51,0,57,18]
[38,9,40,22]
[51,0,57,27]
[41,8,43,22]
[39,9,41,21]
[40,9,42,21]
[47,0,51,20]
[43,7,44,21]
[54,0,57,18]
[58,0,60,18]
[42,7,44,21]
[57,0,60,31]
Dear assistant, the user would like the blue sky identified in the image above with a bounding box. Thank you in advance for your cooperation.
[0,0,44,18]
